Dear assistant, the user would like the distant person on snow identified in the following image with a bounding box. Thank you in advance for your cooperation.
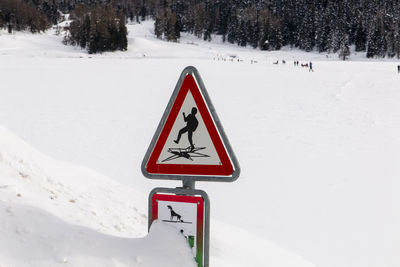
[174,107,199,150]
[398,65,400,73]
[309,61,314,72]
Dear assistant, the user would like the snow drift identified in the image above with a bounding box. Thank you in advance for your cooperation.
[0,123,196,266]
[0,123,315,266]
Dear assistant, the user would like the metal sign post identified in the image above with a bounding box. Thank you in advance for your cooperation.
[142,66,240,267]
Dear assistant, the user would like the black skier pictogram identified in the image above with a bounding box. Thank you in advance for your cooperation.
[174,107,199,150]
[162,107,210,162]
[162,205,192,224]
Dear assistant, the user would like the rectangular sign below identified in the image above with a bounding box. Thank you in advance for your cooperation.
[149,188,210,267]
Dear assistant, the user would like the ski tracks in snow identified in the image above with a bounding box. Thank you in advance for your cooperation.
[332,75,377,127]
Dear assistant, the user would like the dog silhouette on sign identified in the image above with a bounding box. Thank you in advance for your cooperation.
[167,205,183,222]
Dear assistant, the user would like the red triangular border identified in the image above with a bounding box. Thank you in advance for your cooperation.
[145,74,234,176]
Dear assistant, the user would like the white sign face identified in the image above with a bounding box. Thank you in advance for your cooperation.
[157,200,198,255]
[157,90,221,165]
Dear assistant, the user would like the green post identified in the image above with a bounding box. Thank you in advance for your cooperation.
[187,235,202,267]
[188,235,195,248]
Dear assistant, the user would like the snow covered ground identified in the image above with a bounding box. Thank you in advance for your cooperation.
[0,21,399,267]
[0,122,313,267]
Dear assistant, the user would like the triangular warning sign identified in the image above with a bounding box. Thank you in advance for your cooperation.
[141,66,240,182]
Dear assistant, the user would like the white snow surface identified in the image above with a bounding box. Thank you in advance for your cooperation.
[0,20,399,267]
[0,122,312,266]
[0,123,194,266]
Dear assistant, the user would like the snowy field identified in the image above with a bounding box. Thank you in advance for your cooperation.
[0,21,399,267]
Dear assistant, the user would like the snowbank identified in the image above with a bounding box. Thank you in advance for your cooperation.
[0,123,316,266]
[0,123,147,238]
[0,204,196,267]
[0,123,197,266]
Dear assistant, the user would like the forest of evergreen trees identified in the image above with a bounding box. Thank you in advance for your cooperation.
[0,0,50,33]
[1,0,400,58]
[63,4,128,53]
[152,0,400,58]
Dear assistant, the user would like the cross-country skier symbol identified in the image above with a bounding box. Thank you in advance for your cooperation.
[162,205,192,224]
[162,107,210,162]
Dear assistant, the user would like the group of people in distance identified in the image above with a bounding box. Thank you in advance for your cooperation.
[293,60,313,72]
[284,60,400,74]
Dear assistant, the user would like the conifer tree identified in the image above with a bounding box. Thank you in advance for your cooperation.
[339,34,350,60]
[8,0,400,58]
